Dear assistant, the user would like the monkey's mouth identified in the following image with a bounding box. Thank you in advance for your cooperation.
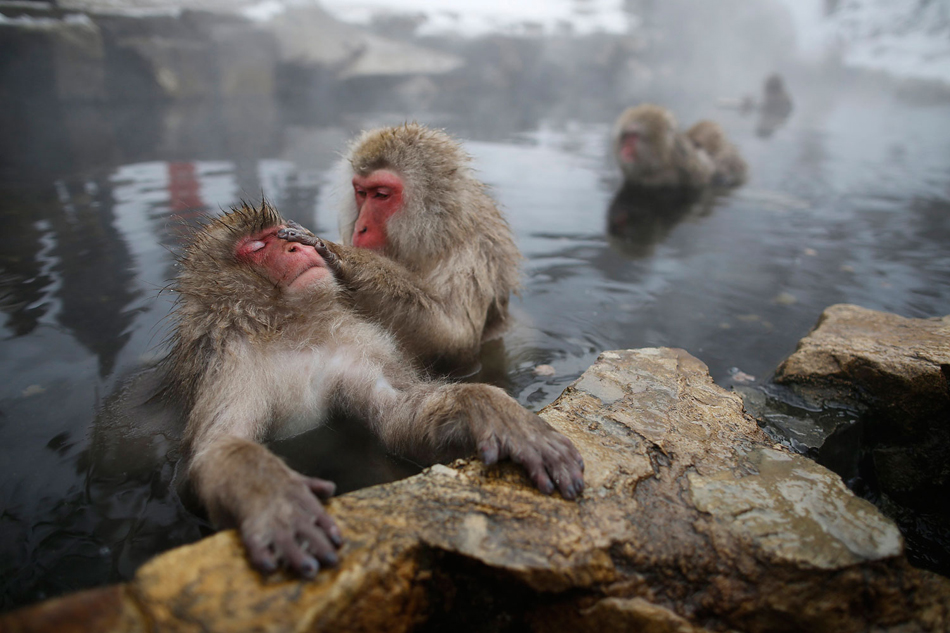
[285,258,332,292]
[286,262,330,290]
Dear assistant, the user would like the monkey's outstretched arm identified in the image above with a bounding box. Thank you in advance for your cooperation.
[335,243,481,357]
[186,388,342,578]
[354,378,585,500]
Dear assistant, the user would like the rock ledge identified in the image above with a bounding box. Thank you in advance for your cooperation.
[3,347,948,632]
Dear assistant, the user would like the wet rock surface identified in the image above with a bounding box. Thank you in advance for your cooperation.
[773,306,950,497]
[774,303,950,426]
[745,304,950,577]
[4,347,948,631]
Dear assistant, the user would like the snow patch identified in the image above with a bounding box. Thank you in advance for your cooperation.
[777,0,950,84]
[321,0,632,38]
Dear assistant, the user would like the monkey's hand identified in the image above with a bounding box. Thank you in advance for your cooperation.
[238,470,343,579]
[312,239,344,279]
[475,411,585,501]
[277,221,319,247]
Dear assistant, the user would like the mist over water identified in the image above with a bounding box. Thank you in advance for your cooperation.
[2,0,950,609]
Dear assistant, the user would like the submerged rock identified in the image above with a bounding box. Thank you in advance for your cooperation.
[3,348,948,632]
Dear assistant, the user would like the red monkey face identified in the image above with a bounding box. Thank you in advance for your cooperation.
[619,130,639,163]
[351,169,404,250]
[236,226,331,292]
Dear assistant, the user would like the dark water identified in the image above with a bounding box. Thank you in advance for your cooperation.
[2,72,950,608]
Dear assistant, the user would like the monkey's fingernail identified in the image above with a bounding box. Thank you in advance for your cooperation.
[329,529,343,547]
[300,558,318,579]
[322,551,339,566]
[258,559,278,574]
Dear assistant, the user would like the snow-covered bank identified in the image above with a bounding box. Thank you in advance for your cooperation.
[320,0,632,38]
[830,0,950,84]
[777,0,950,84]
[322,0,949,85]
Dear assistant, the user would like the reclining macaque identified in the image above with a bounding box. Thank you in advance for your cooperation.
[161,202,584,578]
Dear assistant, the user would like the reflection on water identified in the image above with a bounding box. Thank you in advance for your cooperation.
[2,74,950,608]
[605,186,718,259]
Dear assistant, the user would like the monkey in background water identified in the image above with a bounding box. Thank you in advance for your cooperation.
[613,104,747,189]
[162,202,584,578]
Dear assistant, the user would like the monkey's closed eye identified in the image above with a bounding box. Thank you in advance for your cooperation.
[247,240,266,252]
[373,192,389,199]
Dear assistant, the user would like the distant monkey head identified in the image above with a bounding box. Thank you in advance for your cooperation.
[765,73,785,97]
[686,120,727,155]
[340,123,474,264]
[613,104,678,176]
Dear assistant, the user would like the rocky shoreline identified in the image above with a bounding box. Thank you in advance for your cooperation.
[4,330,948,632]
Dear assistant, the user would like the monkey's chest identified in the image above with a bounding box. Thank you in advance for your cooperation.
[264,346,383,440]
[263,349,338,439]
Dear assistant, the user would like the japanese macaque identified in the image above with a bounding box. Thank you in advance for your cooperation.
[686,121,748,187]
[761,73,793,119]
[756,73,793,138]
[162,202,584,578]
[613,104,747,189]
[329,123,521,375]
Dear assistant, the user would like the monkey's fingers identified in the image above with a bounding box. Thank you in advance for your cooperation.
[285,219,315,235]
[477,431,502,465]
[275,532,320,579]
[511,445,556,496]
[314,508,344,547]
[547,434,585,499]
[277,225,319,247]
[306,476,337,500]
[543,443,584,500]
[313,240,343,277]
[243,533,279,575]
[296,520,340,567]
[296,476,343,546]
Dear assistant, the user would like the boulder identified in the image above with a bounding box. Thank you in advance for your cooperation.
[774,303,950,430]
[773,304,950,503]
[0,13,106,102]
[3,348,948,632]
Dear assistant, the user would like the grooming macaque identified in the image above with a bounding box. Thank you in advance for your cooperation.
[162,202,583,578]
[330,123,522,374]
[613,104,747,189]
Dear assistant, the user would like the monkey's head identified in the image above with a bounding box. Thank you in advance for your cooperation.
[175,202,335,335]
[687,120,726,155]
[614,104,678,176]
[764,73,784,96]
[340,123,472,259]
